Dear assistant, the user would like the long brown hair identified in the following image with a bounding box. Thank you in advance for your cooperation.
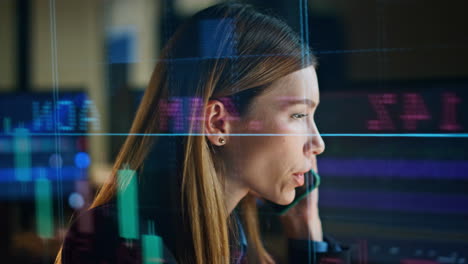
[56,2,316,263]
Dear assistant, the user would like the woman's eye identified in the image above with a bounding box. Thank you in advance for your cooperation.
[291,113,309,119]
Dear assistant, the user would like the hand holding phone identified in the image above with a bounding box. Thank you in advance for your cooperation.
[274,169,323,241]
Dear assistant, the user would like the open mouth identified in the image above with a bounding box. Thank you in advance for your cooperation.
[292,173,305,186]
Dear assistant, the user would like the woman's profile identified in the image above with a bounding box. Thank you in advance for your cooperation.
[57,2,351,263]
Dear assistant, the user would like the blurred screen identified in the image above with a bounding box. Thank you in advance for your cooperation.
[1,0,468,263]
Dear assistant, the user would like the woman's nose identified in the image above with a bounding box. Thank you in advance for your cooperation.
[304,124,325,156]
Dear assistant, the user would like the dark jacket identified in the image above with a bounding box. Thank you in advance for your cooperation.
[62,202,351,263]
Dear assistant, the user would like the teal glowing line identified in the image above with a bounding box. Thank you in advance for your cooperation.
[321,133,468,138]
[13,128,32,181]
[35,172,54,239]
[2,132,468,138]
[117,167,139,239]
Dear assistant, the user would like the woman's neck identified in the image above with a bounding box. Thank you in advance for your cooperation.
[224,176,249,214]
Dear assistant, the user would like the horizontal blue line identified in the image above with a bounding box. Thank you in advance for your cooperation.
[318,158,468,180]
[321,133,468,138]
[102,49,409,64]
[93,45,462,65]
[0,167,85,182]
[100,46,458,65]
[1,133,468,138]
[0,180,77,200]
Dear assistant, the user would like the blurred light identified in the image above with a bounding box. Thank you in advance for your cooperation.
[74,152,90,169]
[68,192,85,209]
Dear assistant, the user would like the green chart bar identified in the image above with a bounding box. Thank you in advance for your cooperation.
[117,167,139,239]
[143,221,164,263]
[35,172,54,239]
[14,127,32,181]
[142,234,163,263]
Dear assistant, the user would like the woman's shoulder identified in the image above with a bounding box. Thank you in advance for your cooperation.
[63,202,120,244]
[61,203,129,263]
[61,202,178,264]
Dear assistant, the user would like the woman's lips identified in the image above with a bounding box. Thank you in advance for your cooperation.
[292,173,305,186]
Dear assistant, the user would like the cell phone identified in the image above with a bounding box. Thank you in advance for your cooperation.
[265,169,321,215]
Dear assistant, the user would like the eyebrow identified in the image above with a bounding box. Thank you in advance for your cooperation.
[277,97,319,109]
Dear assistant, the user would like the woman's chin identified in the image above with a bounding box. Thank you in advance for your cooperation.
[273,189,296,205]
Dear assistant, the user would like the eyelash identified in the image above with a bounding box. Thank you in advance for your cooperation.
[291,113,309,119]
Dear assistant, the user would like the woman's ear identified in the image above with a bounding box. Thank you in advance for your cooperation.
[204,99,235,146]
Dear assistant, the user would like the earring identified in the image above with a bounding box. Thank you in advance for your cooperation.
[218,138,226,145]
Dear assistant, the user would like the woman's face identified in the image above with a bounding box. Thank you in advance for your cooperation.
[224,66,325,205]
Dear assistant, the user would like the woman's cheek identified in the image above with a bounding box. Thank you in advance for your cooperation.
[278,119,304,133]
[276,115,295,132]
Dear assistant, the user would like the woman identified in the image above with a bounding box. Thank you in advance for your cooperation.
[57,2,350,263]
